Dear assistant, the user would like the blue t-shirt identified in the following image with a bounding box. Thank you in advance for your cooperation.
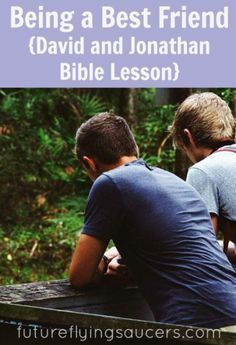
[82,159,236,328]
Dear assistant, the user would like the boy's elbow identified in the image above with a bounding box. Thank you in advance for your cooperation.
[69,274,89,289]
[69,268,92,289]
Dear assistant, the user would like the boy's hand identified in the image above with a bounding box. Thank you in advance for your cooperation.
[98,246,120,274]
[101,246,133,285]
[106,255,133,286]
[106,256,128,277]
[104,246,120,261]
[103,247,127,277]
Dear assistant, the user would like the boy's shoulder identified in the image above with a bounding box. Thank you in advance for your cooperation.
[191,144,236,172]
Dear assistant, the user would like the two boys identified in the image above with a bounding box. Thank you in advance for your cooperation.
[69,102,236,328]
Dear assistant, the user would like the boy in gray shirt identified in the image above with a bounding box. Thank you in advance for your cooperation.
[172,92,236,259]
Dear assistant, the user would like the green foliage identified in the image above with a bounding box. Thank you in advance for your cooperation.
[0,196,86,285]
[0,89,104,229]
[135,89,176,171]
[78,94,107,118]
[220,89,236,106]
[0,89,105,284]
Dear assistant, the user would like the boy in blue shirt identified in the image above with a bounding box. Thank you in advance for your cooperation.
[69,112,236,328]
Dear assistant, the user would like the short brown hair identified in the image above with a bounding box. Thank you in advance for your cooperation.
[172,92,235,149]
[75,113,139,164]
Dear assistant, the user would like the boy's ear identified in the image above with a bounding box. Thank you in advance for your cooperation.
[183,129,195,146]
[81,156,97,172]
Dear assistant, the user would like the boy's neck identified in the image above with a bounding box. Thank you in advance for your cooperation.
[99,156,138,174]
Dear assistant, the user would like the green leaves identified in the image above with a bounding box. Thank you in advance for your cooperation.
[78,93,107,118]
[135,90,176,172]
[0,195,86,285]
[0,88,105,284]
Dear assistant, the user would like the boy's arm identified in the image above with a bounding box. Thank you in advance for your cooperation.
[210,213,218,236]
[220,219,236,256]
[69,175,127,288]
[214,215,236,263]
[69,234,109,288]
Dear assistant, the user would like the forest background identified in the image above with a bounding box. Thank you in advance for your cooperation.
[0,88,235,285]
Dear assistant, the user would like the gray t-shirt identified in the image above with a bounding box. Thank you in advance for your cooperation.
[186,144,236,222]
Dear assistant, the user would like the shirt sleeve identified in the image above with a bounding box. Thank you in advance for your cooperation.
[186,167,219,216]
[82,174,124,240]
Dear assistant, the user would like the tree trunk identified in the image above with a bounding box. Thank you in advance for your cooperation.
[119,89,140,125]
[156,89,191,107]
[156,88,192,180]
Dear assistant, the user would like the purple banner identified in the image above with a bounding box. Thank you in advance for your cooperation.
[0,0,235,87]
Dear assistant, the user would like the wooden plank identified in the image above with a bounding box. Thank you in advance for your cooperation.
[0,280,153,319]
[0,280,236,344]
[0,279,141,305]
[0,279,155,321]
[0,302,232,345]
[0,279,84,304]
